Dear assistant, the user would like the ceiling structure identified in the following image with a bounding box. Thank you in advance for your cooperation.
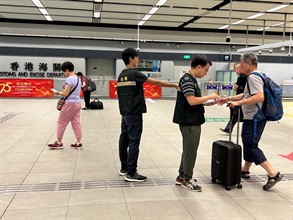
[0,0,292,51]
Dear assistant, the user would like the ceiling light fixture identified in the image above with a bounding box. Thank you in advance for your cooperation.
[232,20,245,25]
[94,0,103,2]
[267,5,288,12]
[148,7,159,14]
[247,13,264,19]
[142,14,152,21]
[94,12,101,18]
[272,22,284,27]
[138,20,146,26]
[32,0,43,8]
[256,27,270,31]
[39,8,48,15]
[218,25,229,29]
[137,0,167,26]
[44,15,53,21]
[156,0,168,7]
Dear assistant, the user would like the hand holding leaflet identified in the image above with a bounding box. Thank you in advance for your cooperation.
[51,88,59,95]
[203,99,218,106]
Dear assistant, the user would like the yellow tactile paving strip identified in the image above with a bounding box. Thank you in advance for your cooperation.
[283,101,293,118]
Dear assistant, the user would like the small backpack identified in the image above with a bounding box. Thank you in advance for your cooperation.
[247,72,283,121]
[87,78,96,92]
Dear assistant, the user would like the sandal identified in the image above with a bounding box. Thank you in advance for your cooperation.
[263,172,284,191]
[241,171,250,179]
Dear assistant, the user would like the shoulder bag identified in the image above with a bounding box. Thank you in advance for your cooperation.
[57,77,79,111]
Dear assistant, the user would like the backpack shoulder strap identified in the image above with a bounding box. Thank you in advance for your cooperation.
[246,72,264,114]
[251,71,264,79]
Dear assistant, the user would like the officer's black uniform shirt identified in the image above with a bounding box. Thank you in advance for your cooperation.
[117,68,148,116]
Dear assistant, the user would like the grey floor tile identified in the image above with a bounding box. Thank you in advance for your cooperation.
[1,207,67,220]
[23,172,75,184]
[127,200,193,220]
[0,194,15,211]
[182,197,254,220]
[7,191,70,210]
[171,184,231,200]
[69,188,125,206]
[123,185,177,202]
[67,203,130,220]
[234,196,293,220]
[0,173,28,185]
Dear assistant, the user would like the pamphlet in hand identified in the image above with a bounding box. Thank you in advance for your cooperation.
[203,99,218,106]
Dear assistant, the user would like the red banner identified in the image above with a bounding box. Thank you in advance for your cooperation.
[109,80,161,98]
[0,78,54,98]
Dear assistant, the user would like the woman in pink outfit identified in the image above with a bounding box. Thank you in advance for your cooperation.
[48,61,83,150]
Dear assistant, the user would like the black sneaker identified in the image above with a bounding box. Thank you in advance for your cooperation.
[220,128,229,133]
[119,169,127,176]
[263,172,284,191]
[181,179,202,192]
[125,173,147,182]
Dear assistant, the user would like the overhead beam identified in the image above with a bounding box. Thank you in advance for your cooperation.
[237,40,293,53]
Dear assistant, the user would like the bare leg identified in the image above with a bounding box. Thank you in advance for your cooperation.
[260,160,278,177]
[242,161,252,172]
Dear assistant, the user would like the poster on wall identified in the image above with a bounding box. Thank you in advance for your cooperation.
[0,78,54,98]
[109,80,161,99]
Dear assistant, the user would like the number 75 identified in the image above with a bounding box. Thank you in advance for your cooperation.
[0,82,12,93]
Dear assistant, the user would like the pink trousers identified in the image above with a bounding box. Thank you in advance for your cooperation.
[57,102,82,139]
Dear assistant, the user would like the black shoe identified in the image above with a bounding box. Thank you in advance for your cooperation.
[181,179,202,192]
[82,107,88,110]
[119,169,127,176]
[220,128,229,133]
[241,171,250,179]
[263,172,284,191]
[125,173,147,182]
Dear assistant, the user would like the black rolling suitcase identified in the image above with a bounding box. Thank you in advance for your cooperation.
[211,106,242,191]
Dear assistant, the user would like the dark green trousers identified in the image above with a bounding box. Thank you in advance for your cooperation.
[178,125,201,180]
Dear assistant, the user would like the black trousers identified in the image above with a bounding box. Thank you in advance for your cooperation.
[83,90,91,108]
[224,107,244,132]
[119,115,143,176]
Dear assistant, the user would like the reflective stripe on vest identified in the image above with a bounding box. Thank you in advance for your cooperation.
[117,81,136,87]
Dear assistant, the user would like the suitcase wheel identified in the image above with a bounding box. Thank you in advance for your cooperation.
[237,183,242,189]
[226,186,232,191]
[211,178,216,183]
